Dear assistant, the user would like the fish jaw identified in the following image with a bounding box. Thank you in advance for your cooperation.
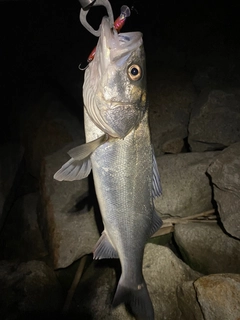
[83,16,147,138]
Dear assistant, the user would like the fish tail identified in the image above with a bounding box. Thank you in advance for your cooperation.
[112,276,154,320]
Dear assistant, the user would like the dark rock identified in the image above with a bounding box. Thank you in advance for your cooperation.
[0,143,24,231]
[0,260,63,320]
[38,145,100,269]
[19,90,84,178]
[194,274,240,320]
[188,89,240,152]
[177,281,204,320]
[155,152,219,218]
[73,243,200,320]
[148,68,196,156]
[0,192,48,261]
[207,142,240,239]
[174,222,240,274]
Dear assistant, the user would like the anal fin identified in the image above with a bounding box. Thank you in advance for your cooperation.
[93,232,118,259]
[152,147,162,198]
[149,208,163,236]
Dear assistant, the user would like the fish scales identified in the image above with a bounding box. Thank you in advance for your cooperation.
[54,14,162,320]
[88,113,153,247]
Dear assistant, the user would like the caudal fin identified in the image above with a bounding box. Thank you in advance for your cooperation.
[112,277,154,320]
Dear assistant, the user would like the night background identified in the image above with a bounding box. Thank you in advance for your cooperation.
[1,0,239,143]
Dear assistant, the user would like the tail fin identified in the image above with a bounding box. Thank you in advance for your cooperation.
[112,276,154,320]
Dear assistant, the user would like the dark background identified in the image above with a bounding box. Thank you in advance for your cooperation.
[0,0,239,142]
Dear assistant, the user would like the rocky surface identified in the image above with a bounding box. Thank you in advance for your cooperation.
[72,243,201,320]
[0,260,63,320]
[148,68,196,156]
[0,144,24,231]
[194,274,240,320]
[207,142,240,239]
[188,89,240,152]
[174,222,240,274]
[39,145,100,269]
[154,151,218,218]
[0,192,47,261]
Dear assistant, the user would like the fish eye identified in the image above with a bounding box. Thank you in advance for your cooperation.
[127,64,142,81]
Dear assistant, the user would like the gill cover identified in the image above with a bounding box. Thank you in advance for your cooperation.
[83,17,147,138]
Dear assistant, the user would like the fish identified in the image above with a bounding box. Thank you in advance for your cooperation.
[54,13,162,320]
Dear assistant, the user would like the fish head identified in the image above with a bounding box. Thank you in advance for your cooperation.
[83,16,147,138]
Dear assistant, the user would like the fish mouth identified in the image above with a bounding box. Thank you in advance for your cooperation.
[100,17,143,68]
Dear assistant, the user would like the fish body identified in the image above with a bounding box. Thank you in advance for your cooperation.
[54,16,162,320]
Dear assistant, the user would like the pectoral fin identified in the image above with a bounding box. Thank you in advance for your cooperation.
[68,134,108,159]
[152,148,162,198]
[53,158,92,181]
[93,232,119,259]
[53,134,108,181]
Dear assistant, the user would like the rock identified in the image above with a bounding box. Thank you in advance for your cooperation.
[207,142,240,239]
[73,243,201,320]
[19,90,85,178]
[148,68,196,156]
[0,192,48,261]
[154,151,219,218]
[194,274,240,320]
[38,145,100,269]
[0,143,24,231]
[188,89,240,152]
[0,260,63,319]
[174,222,240,274]
[162,138,185,154]
[177,281,204,320]
[144,244,201,320]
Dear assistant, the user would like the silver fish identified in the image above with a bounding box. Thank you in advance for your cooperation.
[54,15,162,320]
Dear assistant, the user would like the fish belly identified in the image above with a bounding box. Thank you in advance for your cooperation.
[84,108,155,319]
[85,108,153,263]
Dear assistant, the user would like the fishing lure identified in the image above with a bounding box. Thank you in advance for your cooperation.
[79,5,131,70]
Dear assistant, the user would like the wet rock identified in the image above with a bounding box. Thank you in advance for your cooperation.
[174,222,240,274]
[207,142,240,239]
[73,243,200,320]
[0,260,63,320]
[194,274,240,320]
[39,145,100,269]
[155,151,219,218]
[0,143,24,231]
[188,89,240,152]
